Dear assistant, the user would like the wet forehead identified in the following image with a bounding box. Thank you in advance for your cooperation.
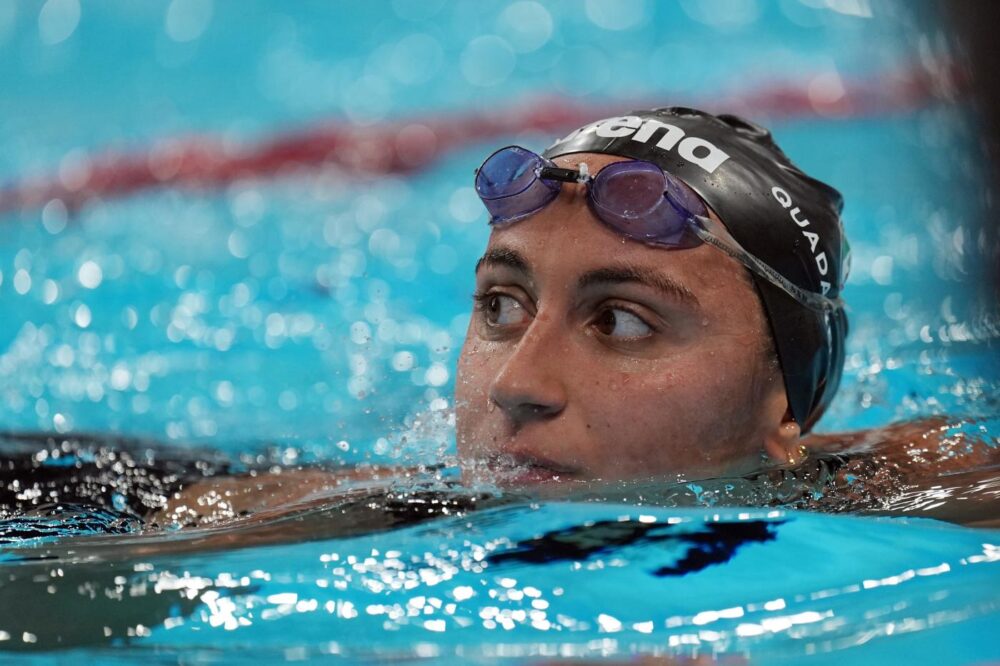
[519,151,735,266]
[550,152,630,177]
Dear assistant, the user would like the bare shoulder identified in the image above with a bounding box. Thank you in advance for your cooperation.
[802,417,1000,525]
[805,417,999,473]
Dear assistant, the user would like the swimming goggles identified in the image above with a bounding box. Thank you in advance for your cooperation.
[474,145,840,313]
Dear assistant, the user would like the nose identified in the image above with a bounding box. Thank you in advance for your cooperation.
[488,317,568,424]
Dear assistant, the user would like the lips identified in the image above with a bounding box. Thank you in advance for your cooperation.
[485,452,578,486]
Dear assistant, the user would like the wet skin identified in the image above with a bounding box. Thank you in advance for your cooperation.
[455,153,799,485]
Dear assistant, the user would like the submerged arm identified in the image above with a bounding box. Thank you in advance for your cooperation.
[802,417,1000,526]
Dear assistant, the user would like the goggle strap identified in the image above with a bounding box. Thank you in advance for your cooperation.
[689,219,841,313]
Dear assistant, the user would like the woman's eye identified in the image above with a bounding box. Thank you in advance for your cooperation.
[594,307,653,339]
[481,293,528,327]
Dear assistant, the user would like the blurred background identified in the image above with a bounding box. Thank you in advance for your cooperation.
[0,0,996,462]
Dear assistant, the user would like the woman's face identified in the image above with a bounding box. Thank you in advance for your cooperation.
[454,153,791,486]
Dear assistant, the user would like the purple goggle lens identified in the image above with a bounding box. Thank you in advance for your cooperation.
[588,160,704,249]
[474,146,561,225]
[475,146,704,248]
[473,145,841,313]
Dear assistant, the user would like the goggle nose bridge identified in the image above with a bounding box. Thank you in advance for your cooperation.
[539,162,591,184]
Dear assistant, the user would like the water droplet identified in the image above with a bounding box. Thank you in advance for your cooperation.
[73,303,92,328]
[77,260,103,289]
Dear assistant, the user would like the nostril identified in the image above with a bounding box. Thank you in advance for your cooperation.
[513,400,564,421]
[489,383,565,422]
[488,328,568,421]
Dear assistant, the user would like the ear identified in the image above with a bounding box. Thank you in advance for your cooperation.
[760,390,803,465]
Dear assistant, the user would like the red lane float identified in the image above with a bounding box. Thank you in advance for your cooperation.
[0,63,959,215]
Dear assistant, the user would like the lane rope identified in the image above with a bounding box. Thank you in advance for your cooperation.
[0,62,960,215]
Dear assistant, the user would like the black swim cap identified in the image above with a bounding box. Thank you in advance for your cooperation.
[542,107,849,432]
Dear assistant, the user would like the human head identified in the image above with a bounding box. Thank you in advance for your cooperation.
[455,107,849,484]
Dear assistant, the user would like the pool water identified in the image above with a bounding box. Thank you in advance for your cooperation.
[1,1,999,662]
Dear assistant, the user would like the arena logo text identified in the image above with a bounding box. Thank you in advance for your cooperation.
[548,116,731,174]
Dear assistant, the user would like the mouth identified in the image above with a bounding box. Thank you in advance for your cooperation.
[484,452,578,486]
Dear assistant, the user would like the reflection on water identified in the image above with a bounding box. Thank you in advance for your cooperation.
[3,413,999,549]
[1,476,999,660]
[1,421,999,659]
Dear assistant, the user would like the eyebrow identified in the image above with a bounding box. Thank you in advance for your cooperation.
[475,247,532,278]
[474,249,699,309]
[577,265,700,309]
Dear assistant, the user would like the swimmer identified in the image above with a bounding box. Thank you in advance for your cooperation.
[455,108,848,485]
[3,107,997,538]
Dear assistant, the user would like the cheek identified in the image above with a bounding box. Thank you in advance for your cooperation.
[454,335,498,445]
[455,334,494,399]
[596,371,700,448]
[582,348,760,473]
